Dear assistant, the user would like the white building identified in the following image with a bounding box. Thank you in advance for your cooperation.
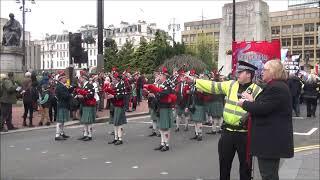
[35,21,159,71]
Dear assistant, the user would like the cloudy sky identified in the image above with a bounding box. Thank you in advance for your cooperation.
[1,0,288,40]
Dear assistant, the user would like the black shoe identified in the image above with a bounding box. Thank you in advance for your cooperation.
[154,145,164,150]
[23,121,27,127]
[160,146,169,152]
[78,136,88,140]
[55,136,66,141]
[149,125,153,129]
[39,122,43,126]
[61,134,70,138]
[156,133,161,137]
[45,122,51,126]
[114,140,123,145]
[83,137,92,141]
[175,128,180,132]
[206,131,217,135]
[197,136,203,141]
[190,135,198,140]
[148,132,157,137]
[108,139,117,144]
[28,124,34,128]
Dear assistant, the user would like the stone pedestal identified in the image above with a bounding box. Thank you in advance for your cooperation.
[218,0,271,75]
[0,46,23,74]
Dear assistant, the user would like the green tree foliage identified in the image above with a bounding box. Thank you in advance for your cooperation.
[160,54,208,74]
[103,38,118,72]
[117,40,134,72]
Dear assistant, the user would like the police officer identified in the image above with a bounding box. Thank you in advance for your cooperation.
[190,61,262,180]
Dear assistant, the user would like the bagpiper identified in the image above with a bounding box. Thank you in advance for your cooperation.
[55,71,72,141]
[75,74,96,141]
[144,67,177,151]
[104,72,127,145]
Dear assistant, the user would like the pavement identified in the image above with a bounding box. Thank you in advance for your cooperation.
[1,103,319,179]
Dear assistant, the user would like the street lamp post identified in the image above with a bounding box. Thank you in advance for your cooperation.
[168,18,180,45]
[232,0,236,42]
[97,0,104,72]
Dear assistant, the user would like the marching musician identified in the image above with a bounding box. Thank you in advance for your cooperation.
[144,67,177,152]
[104,72,127,145]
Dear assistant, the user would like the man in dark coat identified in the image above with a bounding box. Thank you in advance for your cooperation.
[287,73,302,116]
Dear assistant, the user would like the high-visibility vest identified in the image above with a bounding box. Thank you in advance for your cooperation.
[196,79,262,132]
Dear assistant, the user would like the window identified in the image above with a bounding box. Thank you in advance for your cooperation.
[271,26,280,35]
[90,60,92,66]
[62,61,65,67]
[281,38,291,47]
[304,37,314,45]
[60,61,62,67]
[56,61,59,67]
[60,52,62,57]
[293,37,302,46]
[119,38,122,45]
[304,50,314,60]
[214,32,220,39]
[293,24,303,33]
[94,59,96,66]
[57,52,59,58]
[305,23,314,32]
[63,52,65,57]
[281,25,291,34]
[305,13,311,19]
[63,44,65,49]
[206,32,213,36]
[190,34,196,42]
[186,26,190,31]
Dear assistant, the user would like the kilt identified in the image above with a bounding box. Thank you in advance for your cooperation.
[158,108,173,130]
[80,106,96,124]
[149,109,159,122]
[205,101,224,118]
[191,105,206,122]
[113,107,127,126]
[176,105,190,116]
[57,107,70,123]
[108,103,115,124]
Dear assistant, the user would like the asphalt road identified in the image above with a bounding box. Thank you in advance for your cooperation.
[1,114,319,180]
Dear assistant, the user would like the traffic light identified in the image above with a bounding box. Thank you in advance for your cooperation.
[69,32,87,64]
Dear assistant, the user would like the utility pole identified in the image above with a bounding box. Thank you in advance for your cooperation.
[232,0,236,42]
[97,0,104,72]
[168,18,180,45]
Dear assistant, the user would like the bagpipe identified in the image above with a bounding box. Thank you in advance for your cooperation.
[74,87,96,106]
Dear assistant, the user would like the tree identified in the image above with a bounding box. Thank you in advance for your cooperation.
[103,38,118,72]
[117,40,134,72]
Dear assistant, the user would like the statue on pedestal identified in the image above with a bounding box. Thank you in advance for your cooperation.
[2,13,22,46]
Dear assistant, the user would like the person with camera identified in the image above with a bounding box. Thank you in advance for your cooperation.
[190,61,262,180]
[238,60,294,180]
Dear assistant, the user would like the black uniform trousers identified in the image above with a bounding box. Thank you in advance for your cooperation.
[218,130,251,180]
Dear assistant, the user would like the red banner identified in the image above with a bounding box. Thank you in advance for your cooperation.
[232,40,281,77]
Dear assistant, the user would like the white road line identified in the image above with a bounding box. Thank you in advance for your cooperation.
[9,145,15,148]
[81,157,88,160]
[160,171,168,175]
[105,161,112,164]
[132,166,139,169]
[25,148,31,150]
[41,151,48,154]
[294,128,318,136]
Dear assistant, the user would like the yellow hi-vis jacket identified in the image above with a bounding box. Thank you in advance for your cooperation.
[196,79,262,132]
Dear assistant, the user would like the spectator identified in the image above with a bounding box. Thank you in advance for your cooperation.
[21,71,35,127]
[303,74,318,117]
[287,73,302,117]
[239,60,294,180]
[38,84,51,126]
[0,72,19,131]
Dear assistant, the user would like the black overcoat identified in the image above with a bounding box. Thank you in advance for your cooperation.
[242,80,294,159]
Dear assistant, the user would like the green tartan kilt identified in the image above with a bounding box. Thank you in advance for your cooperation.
[176,105,190,116]
[80,106,96,124]
[149,108,159,122]
[191,105,206,122]
[113,107,127,126]
[205,101,224,118]
[158,108,173,130]
[57,107,70,123]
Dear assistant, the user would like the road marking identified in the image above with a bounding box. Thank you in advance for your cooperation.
[294,128,318,136]
[81,157,88,160]
[9,145,15,148]
[41,150,48,154]
[292,117,304,120]
[294,145,320,153]
[60,154,65,157]
[25,148,31,150]
[132,165,139,169]
[160,171,168,175]
[105,161,112,164]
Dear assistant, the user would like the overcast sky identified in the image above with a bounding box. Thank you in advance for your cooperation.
[1,0,288,41]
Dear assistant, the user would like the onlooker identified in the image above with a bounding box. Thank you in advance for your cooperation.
[21,71,35,127]
[303,74,318,117]
[48,77,57,122]
[287,73,302,116]
[38,84,51,126]
[239,60,294,180]
[0,72,19,131]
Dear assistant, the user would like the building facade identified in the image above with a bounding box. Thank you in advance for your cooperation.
[288,0,319,9]
[181,6,320,72]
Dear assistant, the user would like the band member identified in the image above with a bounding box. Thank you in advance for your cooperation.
[144,67,177,152]
[175,69,191,132]
[55,72,72,141]
[76,75,96,141]
[104,72,127,145]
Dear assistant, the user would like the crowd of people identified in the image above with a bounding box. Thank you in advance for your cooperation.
[0,60,319,180]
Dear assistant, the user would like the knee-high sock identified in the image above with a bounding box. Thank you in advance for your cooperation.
[206,113,209,123]
[114,126,119,140]
[60,122,65,135]
[83,124,88,136]
[218,117,223,127]
[152,121,157,132]
[197,123,203,136]
[176,115,181,129]
[185,116,189,127]
[163,130,170,147]
[212,118,217,132]
[159,130,165,146]
[195,123,199,135]
[88,124,93,137]
[56,123,62,137]
[118,125,123,141]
